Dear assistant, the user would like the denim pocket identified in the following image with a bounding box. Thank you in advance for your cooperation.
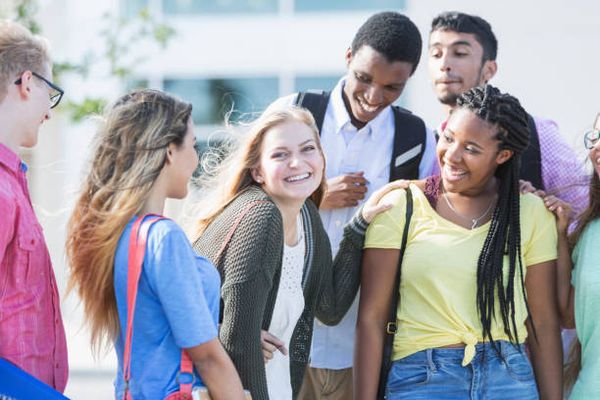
[386,359,430,394]
[504,352,534,382]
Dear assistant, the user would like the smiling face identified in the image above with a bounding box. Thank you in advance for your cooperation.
[428,30,497,108]
[343,45,414,128]
[252,120,325,207]
[437,108,512,195]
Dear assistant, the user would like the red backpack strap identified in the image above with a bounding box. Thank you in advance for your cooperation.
[122,215,164,400]
[177,351,194,396]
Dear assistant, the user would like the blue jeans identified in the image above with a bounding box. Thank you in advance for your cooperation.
[385,341,538,400]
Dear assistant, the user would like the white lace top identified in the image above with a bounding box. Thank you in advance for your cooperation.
[265,215,306,400]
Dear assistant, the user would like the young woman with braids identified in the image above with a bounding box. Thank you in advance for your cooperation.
[544,113,600,399]
[66,89,246,399]
[355,85,562,399]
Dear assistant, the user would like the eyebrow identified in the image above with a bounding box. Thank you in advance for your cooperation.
[444,128,484,149]
[594,113,600,130]
[270,139,314,151]
[429,40,473,48]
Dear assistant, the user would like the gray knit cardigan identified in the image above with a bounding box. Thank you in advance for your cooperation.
[192,185,368,400]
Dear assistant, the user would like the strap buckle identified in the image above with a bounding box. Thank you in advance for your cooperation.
[386,322,397,334]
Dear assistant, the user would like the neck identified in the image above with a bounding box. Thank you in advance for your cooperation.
[442,103,457,119]
[271,196,303,246]
[341,85,366,130]
[140,184,166,216]
[0,117,23,154]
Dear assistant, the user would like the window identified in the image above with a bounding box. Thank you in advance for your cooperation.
[295,76,340,92]
[295,0,404,12]
[163,0,277,15]
[163,77,279,125]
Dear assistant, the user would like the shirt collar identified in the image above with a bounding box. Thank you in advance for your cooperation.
[330,77,392,141]
[0,142,25,173]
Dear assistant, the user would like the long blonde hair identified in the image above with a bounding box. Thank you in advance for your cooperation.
[193,106,326,238]
[66,89,192,353]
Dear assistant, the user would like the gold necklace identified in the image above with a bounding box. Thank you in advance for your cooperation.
[442,190,496,229]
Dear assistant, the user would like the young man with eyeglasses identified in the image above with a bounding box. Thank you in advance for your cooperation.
[0,20,68,392]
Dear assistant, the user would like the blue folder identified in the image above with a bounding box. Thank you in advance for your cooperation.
[0,358,69,399]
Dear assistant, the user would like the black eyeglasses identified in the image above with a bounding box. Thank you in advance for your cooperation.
[14,71,64,109]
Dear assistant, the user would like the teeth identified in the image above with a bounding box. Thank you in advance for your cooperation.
[358,98,378,113]
[286,173,310,182]
[443,164,467,179]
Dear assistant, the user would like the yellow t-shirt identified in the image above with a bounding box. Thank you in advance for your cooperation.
[364,184,557,366]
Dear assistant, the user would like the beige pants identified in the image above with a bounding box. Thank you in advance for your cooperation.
[297,366,353,400]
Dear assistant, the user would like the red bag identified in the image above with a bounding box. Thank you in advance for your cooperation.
[122,215,195,400]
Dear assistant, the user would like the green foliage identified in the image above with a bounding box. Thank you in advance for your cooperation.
[5,1,175,123]
[63,98,107,123]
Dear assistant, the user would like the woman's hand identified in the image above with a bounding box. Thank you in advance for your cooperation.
[361,180,411,223]
[543,195,572,234]
[260,330,287,363]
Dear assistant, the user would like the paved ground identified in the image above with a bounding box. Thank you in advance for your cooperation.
[62,301,116,400]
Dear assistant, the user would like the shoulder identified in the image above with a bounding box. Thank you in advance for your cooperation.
[532,116,559,133]
[0,184,16,216]
[146,218,191,254]
[519,192,555,226]
[228,186,281,222]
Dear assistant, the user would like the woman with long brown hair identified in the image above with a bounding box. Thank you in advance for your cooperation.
[66,89,245,399]
[549,113,600,399]
[191,106,400,400]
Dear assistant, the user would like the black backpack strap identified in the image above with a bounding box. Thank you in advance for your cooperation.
[519,114,544,190]
[294,90,331,134]
[377,187,413,400]
[389,106,427,181]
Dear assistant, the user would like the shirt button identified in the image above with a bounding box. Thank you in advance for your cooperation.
[335,220,341,227]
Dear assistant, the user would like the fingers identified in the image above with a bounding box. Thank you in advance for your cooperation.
[519,179,536,194]
[260,330,288,361]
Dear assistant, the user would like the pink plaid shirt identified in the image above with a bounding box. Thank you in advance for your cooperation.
[536,117,589,217]
[0,143,68,392]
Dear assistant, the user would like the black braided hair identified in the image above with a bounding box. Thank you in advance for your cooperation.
[456,85,531,353]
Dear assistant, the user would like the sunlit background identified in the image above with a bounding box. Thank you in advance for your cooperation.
[2,0,598,398]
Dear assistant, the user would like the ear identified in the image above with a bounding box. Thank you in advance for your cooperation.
[480,60,497,85]
[165,142,177,165]
[345,47,353,68]
[495,148,513,165]
[16,71,34,100]
[250,167,264,184]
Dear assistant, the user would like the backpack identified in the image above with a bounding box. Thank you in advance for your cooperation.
[295,90,427,181]
[521,115,544,190]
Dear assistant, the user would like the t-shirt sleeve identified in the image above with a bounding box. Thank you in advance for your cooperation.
[145,221,218,349]
[364,188,408,249]
[522,195,558,267]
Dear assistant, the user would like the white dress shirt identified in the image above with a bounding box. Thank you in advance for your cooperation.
[267,77,437,369]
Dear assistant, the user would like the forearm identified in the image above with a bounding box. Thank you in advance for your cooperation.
[527,320,563,400]
[555,231,575,327]
[354,318,385,400]
[193,342,246,400]
[315,211,367,324]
